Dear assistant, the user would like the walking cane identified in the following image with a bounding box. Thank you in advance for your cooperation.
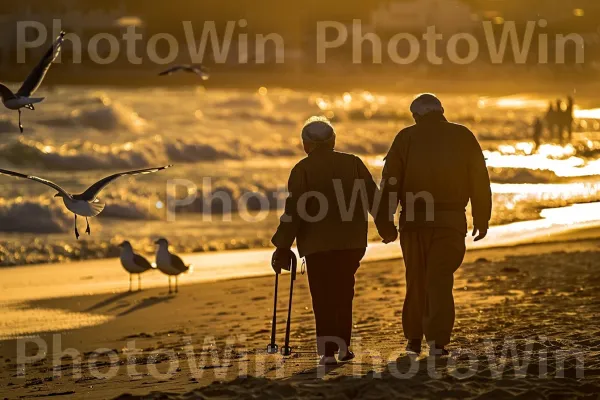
[266,249,298,356]
[281,253,297,356]
[266,271,279,354]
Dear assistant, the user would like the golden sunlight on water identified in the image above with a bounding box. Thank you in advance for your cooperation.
[485,97,549,109]
[485,143,600,177]
[371,141,600,179]
[574,108,600,120]
[491,182,600,196]
[540,202,600,225]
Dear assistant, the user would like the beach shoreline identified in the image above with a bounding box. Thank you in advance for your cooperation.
[2,202,600,305]
[1,225,600,398]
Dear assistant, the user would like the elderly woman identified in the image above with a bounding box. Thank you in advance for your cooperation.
[271,117,392,366]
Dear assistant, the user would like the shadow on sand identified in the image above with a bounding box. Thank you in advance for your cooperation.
[117,296,173,317]
[113,351,597,400]
[85,291,136,312]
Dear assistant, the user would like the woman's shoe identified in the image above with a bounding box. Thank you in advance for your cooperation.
[429,345,450,357]
[405,339,422,354]
[319,356,338,366]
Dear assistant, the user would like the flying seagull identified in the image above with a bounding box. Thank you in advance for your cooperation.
[155,238,190,294]
[0,32,65,133]
[0,165,172,239]
[119,241,154,291]
[158,64,210,80]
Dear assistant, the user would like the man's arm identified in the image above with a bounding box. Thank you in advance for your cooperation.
[376,134,405,240]
[271,164,305,250]
[467,131,492,241]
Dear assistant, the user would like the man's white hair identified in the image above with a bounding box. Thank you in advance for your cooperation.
[410,93,444,117]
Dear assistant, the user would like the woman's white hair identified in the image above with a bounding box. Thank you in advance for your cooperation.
[302,116,336,143]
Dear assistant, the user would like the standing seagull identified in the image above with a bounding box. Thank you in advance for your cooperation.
[155,238,190,294]
[119,241,154,291]
[0,166,171,239]
[158,64,210,80]
[0,32,65,133]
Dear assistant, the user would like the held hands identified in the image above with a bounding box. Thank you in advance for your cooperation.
[472,224,488,242]
[380,226,398,244]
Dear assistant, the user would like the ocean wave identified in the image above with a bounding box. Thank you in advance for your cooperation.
[100,193,164,220]
[40,95,148,133]
[210,109,298,126]
[488,168,557,184]
[0,137,166,170]
[0,197,71,233]
[165,138,242,162]
[0,135,296,170]
[169,179,283,215]
[74,100,147,132]
[0,118,19,134]
[0,193,161,235]
[213,94,273,110]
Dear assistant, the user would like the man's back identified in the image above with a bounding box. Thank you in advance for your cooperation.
[381,116,491,234]
[378,94,492,355]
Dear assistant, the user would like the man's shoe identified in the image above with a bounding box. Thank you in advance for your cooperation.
[338,350,355,362]
[405,339,422,354]
[319,356,338,366]
[429,345,450,357]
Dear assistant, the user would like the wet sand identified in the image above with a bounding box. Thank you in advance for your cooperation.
[2,228,600,399]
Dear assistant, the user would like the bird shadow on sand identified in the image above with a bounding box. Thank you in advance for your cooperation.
[117,296,173,317]
[84,291,136,312]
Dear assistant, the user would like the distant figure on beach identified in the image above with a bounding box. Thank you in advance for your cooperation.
[556,99,565,144]
[566,96,575,142]
[533,117,543,151]
[546,102,557,141]
[271,117,391,366]
[545,97,576,145]
[377,94,492,356]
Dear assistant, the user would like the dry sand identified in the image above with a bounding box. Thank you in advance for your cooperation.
[1,232,600,399]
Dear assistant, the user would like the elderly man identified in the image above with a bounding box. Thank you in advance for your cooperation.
[271,117,391,366]
[378,94,492,356]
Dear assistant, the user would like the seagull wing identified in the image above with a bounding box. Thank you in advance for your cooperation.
[17,32,65,97]
[0,83,16,101]
[133,253,153,271]
[78,165,172,201]
[0,168,71,197]
[170,254,189,272]
[158,66,186,76]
